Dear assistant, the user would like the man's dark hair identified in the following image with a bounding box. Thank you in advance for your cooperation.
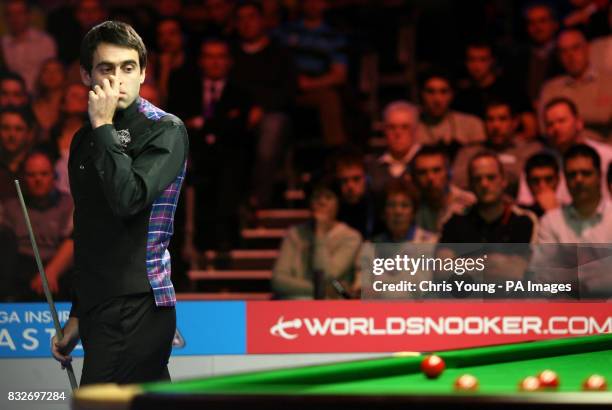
[333,145,365,172]
[468,150,505,179]
[0,71,27,91]
[411,145,450,173]
[465,39,495,56]
[525,152,559,176]
[0,105,35,129]
[485,98,516,117]
[563,143,601,175]
[80,20,147,73]
[523,1,558,21]
[236,0,264,15]
[385,179,419,210]
[544,96,579,118]
[419,68,454,91]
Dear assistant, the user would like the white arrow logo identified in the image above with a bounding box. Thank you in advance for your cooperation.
[270,316,302,340]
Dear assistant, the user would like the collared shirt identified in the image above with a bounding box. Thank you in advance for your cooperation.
[1,28,57,92]
[379,144,421,178]
[202,78,225,117]
[539,68,612,135]
[416,184,476,234]
[538,198,612,243]
[416,110,486,146]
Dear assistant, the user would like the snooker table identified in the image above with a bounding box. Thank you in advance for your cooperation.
[74,333,612,410]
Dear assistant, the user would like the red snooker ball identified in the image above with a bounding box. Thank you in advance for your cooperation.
[420,355,445,379]
[454,374,479,391]
[519,376,541,392]
[538,370,559,388]
[582,374,607,391]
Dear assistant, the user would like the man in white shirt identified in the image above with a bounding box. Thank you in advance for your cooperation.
[1,0,57,92]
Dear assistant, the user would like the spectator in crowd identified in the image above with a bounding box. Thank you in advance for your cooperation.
[0,106,35,201]
[518,97,612,206]
[562,0,610,40]
[437,151,538,281]
[368,101,420,195]
[534,144,612,297]
[589,34,612,74]
[455,41,536,140]
[153,18,193,106]
[333,147,383,240]
[272,176,361,299]
[523,152,561,217]
[1,0,57,93]
[452,99,543,197]
[1,151,73,301]
[514,2,562,103]
[32,58,66,141]
[276,0,348,146]
[416,70,486,156]
[412,145,475,234]
[232,1,297,208]
[0,72,29,108]
[539,29,612,139]
[203,0,236,39]
[180,38,253,254]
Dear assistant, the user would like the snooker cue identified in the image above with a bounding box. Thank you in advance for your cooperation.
[14,180,79,391]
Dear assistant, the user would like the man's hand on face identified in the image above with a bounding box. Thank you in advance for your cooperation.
[89,75,120,129]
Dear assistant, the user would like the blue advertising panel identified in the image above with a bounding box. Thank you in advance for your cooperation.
[0,301,246,358]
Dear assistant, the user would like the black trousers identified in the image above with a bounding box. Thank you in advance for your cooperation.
[79,292,176,386]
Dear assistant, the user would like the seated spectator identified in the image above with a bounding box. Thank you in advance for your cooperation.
[334,147,383,240]
[534,144,612,297]
[0,72,29,108]
[416,70,486,157]
[438,151,538,282]
[272,176,362,299]
[1,0,57,92]
[180,38,254,254]
[32,58,66,141]
[232,1,297,208]
[455,41,536,140]
[0,106,35,201]
[275,0,348,146]
[538,29,612,139]
[1,151,73,301]
[368,101,420,195]
[518,97,612,205]
[412,145,475,234]
[452,99,543,197]
[524,152,561,217]
[589,35,612,74]
[203,0,236,39]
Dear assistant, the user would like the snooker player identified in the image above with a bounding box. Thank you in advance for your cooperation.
[50,21,188,385]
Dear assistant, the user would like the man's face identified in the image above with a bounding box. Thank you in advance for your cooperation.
[558,31,589,77]
[236,5,265,42]
[526,6,557,45]
[527,166,559,196]
[336,164,366,205]
[465,47,494,82]
[81,42,145,110]
[206,0,233,25]
[0,79,28,107]
[469,156,507,205]
[485,104,515,146]
[157,20,183,53]
[63,84,89,115]
[412,154,448,199]
[0,113,31,156]
[199,42,231,80]
[39,60,66,90]
[384,109,415,158]
[565,156,600,204]
[384,192,414,237]
[421,78,452,118]
[23,155,55,199]
[6,0,29,35]
[544,103,582,151]
[76,0,105,30]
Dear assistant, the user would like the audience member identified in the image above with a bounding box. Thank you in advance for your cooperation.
[416,70,486,156]
[333,147,383,240]
[1,151,73,300]
[412,145,475,234]
[232,1,297,208]
[32,58,66,141]
[0,72,29,108]
[523,152,561,217]
[452,100,543,197]
[368,101,420,195]
[1,0,57,92]
[276,0,348,146]
[539,29,612,138]
[0,106,35,201]
[272,176,361,299]
[202,0,236,39]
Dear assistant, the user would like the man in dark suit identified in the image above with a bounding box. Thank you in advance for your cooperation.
[169,38,254,255]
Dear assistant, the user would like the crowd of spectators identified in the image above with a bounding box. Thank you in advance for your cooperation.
[0,0,611,301]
